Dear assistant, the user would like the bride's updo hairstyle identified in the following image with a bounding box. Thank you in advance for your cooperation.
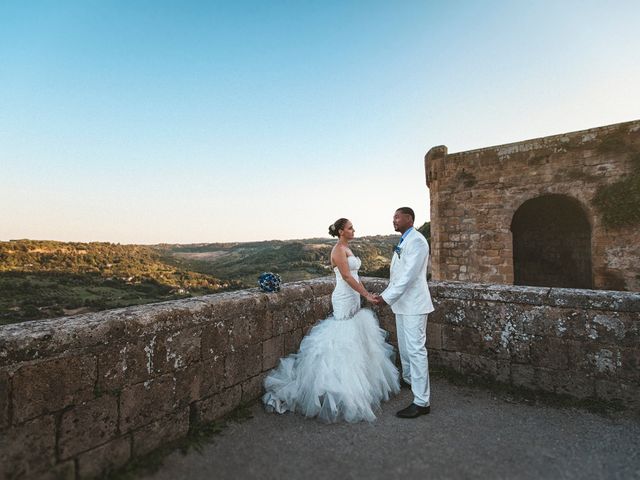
[328,218,349,237]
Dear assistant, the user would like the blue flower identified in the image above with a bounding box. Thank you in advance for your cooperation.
[393,245,402,257]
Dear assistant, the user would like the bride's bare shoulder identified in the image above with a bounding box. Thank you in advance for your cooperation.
[330,244,348,266]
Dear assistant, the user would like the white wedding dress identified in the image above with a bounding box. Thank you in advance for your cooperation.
[262,256,400,423]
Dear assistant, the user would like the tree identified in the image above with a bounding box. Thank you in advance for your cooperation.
[417,222,431,242]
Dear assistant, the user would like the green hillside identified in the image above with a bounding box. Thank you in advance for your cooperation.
[0,240,239,325]
[1,223,429,325]
[159,235,399,286]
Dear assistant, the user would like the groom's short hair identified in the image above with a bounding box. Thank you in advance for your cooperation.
[396,207,415,222]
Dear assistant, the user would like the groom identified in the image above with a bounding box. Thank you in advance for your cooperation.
[374,207,434,418]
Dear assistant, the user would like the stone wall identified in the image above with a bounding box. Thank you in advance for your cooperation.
[425,120,640,291]
[1,279,638,478]
[422,281,640,407]
[0,279,334,480]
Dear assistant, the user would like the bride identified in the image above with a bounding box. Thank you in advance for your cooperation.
[262,218,400,423]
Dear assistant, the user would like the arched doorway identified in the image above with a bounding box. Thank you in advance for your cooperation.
[511,195,592,288]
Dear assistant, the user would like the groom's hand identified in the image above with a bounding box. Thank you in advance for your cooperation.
[372,295,386,306]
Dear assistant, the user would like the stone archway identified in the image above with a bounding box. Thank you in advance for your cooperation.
[510,194,592,289]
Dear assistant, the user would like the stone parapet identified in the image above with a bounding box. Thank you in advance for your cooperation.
[1,279,638,478]
[0,279,333,479]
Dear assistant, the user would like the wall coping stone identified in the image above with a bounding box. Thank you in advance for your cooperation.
[3,278,637,363]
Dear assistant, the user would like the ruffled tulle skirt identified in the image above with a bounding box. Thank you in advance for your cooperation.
[262,308,400,423]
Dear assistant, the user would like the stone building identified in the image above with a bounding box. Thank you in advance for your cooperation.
[425,120,640,291]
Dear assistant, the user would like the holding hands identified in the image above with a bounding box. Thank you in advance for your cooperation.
[366,293,387,306]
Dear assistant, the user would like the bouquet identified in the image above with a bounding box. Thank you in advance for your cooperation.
[258,272,281,293]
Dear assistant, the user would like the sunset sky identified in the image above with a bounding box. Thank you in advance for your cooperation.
[2,1,639,243]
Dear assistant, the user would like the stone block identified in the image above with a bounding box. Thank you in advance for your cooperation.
[0,309,127,368]
[530,337,569,370]
[262,336,284,371]
[267,287,316,334]
[595,380,640,410]
[618,347,640,382]
[534,367,559,394]
[510,364,536,390]
[201,321,231,360]
[174,363,203,408]
[311,295,333,324]
[154,327,202,372]
[97,339,153,392]
[224,343,262,387]
[459,353,497,377]
[36,460,76,480]
[12,355,97,423]
[132,408,190,457]
[199,357,226,398]
[496,361,511,383]
[76,435,131,479]
[228,314,260,349]
[196,385,242,423]
[547,288,640,313]
[429,350,461,373]
[441,325,485,355]
[426,322,442,350]
[551,370,595,399]
[255,303,276,342]
[0,369,9,429]
[575,345,621,379]
[376,308,396,334]
[119,374,176,432]
[283,328,304,355]
[59,394,119,459]
[584,311,628,344]
[241,373,266,403]
[0,415,56,479]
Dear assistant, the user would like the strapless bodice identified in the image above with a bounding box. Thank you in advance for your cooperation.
[332,256,362,320]
[333,255,362,275]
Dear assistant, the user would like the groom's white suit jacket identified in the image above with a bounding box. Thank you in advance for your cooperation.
[381,228,434,315]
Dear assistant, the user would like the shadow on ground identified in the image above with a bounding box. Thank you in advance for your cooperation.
[129,376,640,480]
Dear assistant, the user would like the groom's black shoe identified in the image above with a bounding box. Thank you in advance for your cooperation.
[396,403,430,418]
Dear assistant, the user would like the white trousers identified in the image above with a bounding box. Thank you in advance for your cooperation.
[395,313,430,407]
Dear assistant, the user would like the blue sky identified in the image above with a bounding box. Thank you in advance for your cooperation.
[1,1,639,243]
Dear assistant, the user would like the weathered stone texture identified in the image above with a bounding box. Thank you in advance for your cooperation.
[241,373,266,403]
[283,328,304,354]
[36,460,76,480]
[119,374,176,432]
[154,327,202,372]
[196,385,242,423]
[426,120,640,291]
[422,282,640,410]
[262,335,284,371]
[97,338,154,392]
[76,436,131,479]
[0,415,56,479]
[132,408,190,457]
[0,368,9,429]
[12,355,97,423]
[224,343,262,387]
[1,277,637,478]
[198,357,227,398]
[0,278,336,478]
[59,394,119,459]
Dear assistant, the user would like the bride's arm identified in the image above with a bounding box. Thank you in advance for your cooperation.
[332,248,375,302]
